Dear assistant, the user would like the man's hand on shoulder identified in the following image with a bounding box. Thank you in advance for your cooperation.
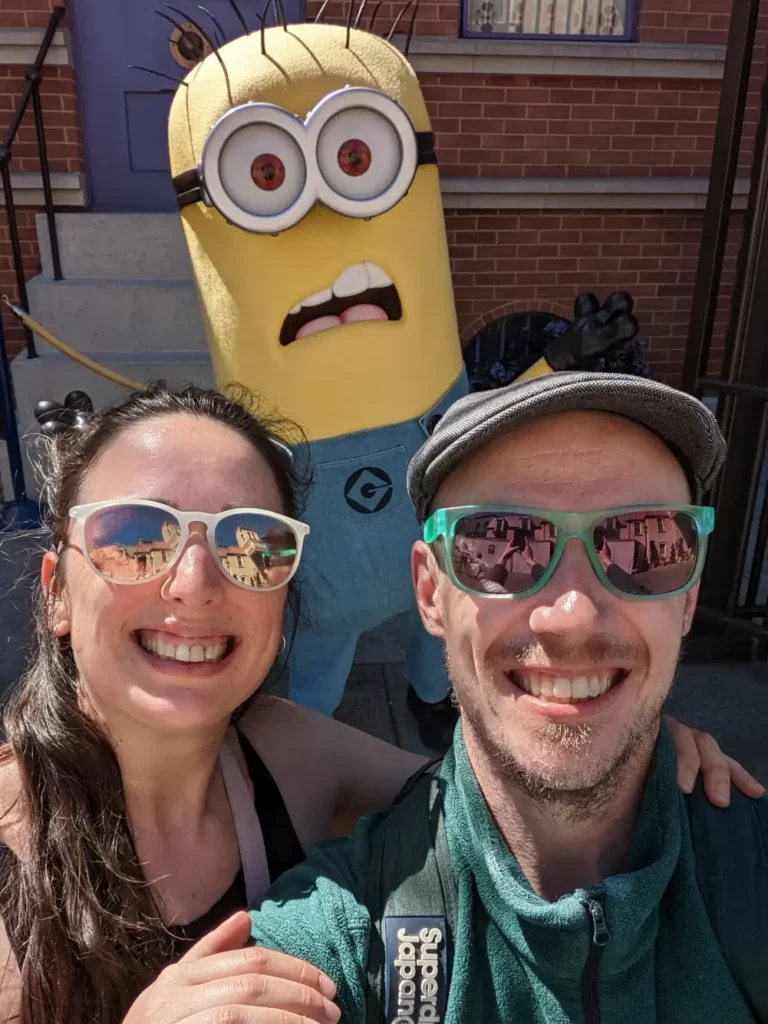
[666,716,765,807]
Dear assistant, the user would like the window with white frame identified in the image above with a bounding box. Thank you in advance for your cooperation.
[464,0,635,40]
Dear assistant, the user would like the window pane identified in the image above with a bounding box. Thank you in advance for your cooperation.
[465,0,629,38]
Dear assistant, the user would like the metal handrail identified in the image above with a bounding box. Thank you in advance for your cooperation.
[0,4,67,360]
[0,5,66,514]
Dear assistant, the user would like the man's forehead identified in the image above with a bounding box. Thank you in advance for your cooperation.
[434,409,690,508]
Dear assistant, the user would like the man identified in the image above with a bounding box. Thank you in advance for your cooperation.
[248,371,768,1023]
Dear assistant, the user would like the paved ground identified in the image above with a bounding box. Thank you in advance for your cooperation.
[1,530,766,783]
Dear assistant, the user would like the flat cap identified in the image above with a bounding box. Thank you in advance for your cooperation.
[407,371,726,523]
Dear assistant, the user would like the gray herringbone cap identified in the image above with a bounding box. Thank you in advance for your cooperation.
[407,371,726,524]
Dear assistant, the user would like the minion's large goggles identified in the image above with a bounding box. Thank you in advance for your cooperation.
[172,87,436,234]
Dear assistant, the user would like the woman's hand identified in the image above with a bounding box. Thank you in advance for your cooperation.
[123,911,340,1024]
[666,716,765,807]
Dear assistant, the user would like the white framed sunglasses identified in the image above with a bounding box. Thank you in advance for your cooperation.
[68,499,310,593]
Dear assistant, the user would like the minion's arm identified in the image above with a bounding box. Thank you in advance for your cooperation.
[517,292,639,383]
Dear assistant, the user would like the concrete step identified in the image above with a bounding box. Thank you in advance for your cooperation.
[2,348,215,500]
[25,275,207,354]
[4,211,213,500]
[37,212,192,281]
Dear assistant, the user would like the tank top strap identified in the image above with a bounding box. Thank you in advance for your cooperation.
[219,729,270,907]
[233,728,306,882]
[218,726,305,906]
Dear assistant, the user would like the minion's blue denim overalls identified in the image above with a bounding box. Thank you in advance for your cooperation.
[286,372,468,715]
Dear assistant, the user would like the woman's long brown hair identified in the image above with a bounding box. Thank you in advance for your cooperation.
[0,383,307,1023]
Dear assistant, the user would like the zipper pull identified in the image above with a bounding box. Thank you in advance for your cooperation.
[586,899,611,947]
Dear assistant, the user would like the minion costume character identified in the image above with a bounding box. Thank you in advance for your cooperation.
[166,15,467,719]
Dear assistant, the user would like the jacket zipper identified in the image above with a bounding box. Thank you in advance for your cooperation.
[580,897,611,1024]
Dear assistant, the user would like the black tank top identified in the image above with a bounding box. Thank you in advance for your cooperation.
[1,729,305,961]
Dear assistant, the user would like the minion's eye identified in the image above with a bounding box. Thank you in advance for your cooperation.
[218,123,305,216]
[337,139,372,177]
[317,108,401,201]
[251,153,286,190]
[200,103,315,233]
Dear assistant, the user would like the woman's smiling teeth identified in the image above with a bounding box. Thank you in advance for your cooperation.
[510,670,620,703]
[137,632,230,663]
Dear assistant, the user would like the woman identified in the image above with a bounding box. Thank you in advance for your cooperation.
[0,384,759,1024]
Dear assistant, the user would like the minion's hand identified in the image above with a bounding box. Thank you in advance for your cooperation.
[544,292,639,371]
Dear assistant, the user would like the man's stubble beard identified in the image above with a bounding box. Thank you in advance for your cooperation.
[445,636,678,825]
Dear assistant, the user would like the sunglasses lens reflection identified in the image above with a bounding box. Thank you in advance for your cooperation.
[214,512,299,590]
[593,511,699,596]
[452,512,558,594]
[84,504,182,581]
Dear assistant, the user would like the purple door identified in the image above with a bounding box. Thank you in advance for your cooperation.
[72,0,305,211]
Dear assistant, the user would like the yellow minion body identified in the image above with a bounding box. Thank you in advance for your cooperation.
[168,23,462,443]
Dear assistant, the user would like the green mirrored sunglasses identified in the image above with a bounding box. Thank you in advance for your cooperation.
[424,504,715,601]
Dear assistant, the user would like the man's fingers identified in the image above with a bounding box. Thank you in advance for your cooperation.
[177,973,340,1024]
[693,730,732,807]
[665,716,699,793]
[175,947,337,1001]
[668,719,765,805]
[179,913,254,963]
[725,756,765,799]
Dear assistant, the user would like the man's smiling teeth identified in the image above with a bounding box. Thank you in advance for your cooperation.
[137,633,228,663]
[513,671,617,703]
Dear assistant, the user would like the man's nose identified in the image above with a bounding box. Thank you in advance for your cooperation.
[527,539,607,638]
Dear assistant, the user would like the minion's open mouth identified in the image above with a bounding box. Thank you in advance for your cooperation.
[279,261,402,347]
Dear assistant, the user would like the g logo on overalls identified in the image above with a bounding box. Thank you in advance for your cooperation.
[344,466,394,514]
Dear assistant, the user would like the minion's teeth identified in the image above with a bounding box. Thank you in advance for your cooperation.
[332,261,369,298]
[364,261,392,289]
[302,287,332,307]
[291,262,395,318]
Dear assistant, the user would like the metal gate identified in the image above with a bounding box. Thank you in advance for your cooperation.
[681,0,768,656]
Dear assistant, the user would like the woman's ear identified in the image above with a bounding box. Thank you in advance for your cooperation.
[42,551,70,636]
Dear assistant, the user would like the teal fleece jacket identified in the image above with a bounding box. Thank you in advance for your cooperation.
[250,726,766,1022]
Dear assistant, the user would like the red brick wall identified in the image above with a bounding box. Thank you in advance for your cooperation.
[424,76,721,178]
[637,0,731,45]
[445,209,714,381]
[0,67,83,175]
[0,2,84,358]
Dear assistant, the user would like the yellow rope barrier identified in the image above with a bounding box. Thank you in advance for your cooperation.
[2,296,148,392]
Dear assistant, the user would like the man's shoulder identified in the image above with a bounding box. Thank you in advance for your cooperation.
[249,812,388,1022]
[248,769,447,1019]
[686,783,768,880]
[687,783,768,845]
[251,766,443,926]
[685,784,768,945]
[685,786,768,1020]
[252,807,385,925]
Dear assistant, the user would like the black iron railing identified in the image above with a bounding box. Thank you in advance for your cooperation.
[0,5,66,360]
[682,0,768,655]
[0,5,65,518]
